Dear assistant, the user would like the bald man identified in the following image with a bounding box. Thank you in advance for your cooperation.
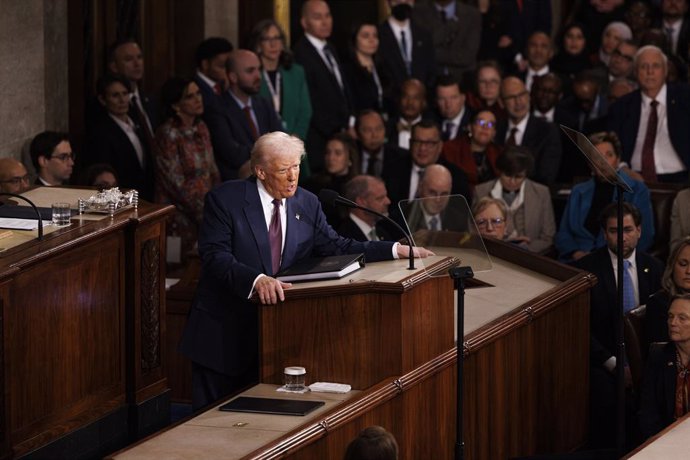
[205,49,283,181]
[0,158,31,194]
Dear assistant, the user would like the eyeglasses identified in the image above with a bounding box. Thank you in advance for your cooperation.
[411,139,441,147]
[612,49,634,62]
[475,217,506,227]
[474,119,496,129]
[50,152,76,162]
[0,174,32,186]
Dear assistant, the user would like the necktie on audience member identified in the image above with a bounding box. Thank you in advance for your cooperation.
[367,152,379,176]
[400,31,411,75]
[269,199,282,275]
[323,45,345,91]
[429,216,439,231]
[443,122,454,141]
[213,83,222,95]
[641,100,658,183]
[243,105,259,141]
[368,228,378,241]
[622,259,635,313]
[130,95,154,158]
[506,127,518,147]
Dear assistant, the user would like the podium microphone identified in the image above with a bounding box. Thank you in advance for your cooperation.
[318,189,416,270]
[0,192,44,240]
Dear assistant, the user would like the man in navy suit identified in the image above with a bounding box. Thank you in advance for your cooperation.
[194,37,234,117]
[576,202,663,447]
[337,175,394,242]
[607,45,690,183]
[205,49,283,180]
[179,132,432,410]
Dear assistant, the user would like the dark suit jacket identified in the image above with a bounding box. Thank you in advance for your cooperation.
[293,37,353,172]
[494,0,551,63]
[575,247,664,368]
[607,84,690,171]
[359,144,408,178]
[638,341,677,439]
[495,114,562,185]
[85,115,154,200]
[204,92,283,180]
[377,20,436,114]
[194,74,225,120]
[178,178,396,377]
[436,107,474,141]
[337,216,394,242]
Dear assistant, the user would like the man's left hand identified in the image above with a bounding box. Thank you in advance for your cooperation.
[397,245,435,259]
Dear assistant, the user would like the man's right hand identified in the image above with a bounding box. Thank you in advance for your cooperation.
[255,276,292,305]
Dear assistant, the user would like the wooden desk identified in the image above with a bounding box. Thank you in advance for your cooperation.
[623,412,690,459]
[0,188,174,458]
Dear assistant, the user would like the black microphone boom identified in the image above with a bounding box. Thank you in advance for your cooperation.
[0,192,44,240]
[319,189,416,270]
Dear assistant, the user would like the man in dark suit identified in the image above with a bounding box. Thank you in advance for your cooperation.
[194,37,234,117]
[293,0,354,173]
[434,75,473,141]
[386,78,427,150]
[29,131,74,186]
[383,119,471,211]
[205,49,283,180]
[576,202,664,448]
[86,73,154,200]
[377,0,435,114]
[337,175,394,242]
[607,45,690,184]
[495,76,562,185]
[494,0,551,70]
[179,132,432,410]
[356,110,406,178]
[412,0,481,82]
[657,0,690,65]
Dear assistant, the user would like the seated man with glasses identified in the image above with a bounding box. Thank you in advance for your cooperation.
[0,158,32,194]
[29,131,75,186]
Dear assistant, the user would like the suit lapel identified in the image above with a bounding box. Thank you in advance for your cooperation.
[381,22,407,76]
[225,92,255,141]
[243,181,272,275]
[281,197,305,270]
[636,253,652,301]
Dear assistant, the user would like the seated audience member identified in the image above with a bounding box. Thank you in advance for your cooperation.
[302,132,359,198]
[638,294,690,439]
[29,131,74,186]
[387,78,427,150]
[402,164,465,233]
[155,77,221,264]
[646,237,690,344]
[435,75,472,141]
[557,72,605,132]
[472,196,507,241]
[475,147,555,253]
[86,73,154,200]
[337,175,393,242]
[556,131,654,263]
[607,77,638,106]
[355,110,405,178]
[342,21,385,114]
[625,0,655,43]
[344,425,398,460]
[78,163,119,189]
[0,158,31,194]
[517,31,554,91]
[205,49,283,181]
[550,23,592,92]
[671,189,690,249]
[412,0,481,82]
[576,201,664,448]
[383,119,471,207]
[249,19,312,177]
[607,45,690,184]
[466,60,507,121]
[596,21,633,67]
[656,0,690,65]
[441,110,500,187]
[531,73,563,123]
[495,76,562,185]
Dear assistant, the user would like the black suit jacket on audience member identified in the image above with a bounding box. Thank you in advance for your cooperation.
[342,56,384,113]
[360,144,408,178]
[204,91,283,181]
[575,247,664,368]
[436,108,474,140]
[85,115,154,201]
[638,341,678,439]
[377,20,436,114]
[495,115,562,185]
[337,217,394,242]
[382,153,471,213]
[194,75,225,119]
[607,84,690,171]
[293,37,354,173]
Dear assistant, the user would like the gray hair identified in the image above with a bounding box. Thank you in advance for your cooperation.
[633,45,668,72]
[250,132,305,170]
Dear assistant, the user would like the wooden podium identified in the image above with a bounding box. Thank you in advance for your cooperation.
[258,256,458,389]
[0,188,173,459]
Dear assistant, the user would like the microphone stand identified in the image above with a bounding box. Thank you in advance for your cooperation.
[0,192,44,240]
[320,190,417,270]
[449,266,474,460]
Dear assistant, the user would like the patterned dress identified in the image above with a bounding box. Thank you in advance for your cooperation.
[155,118,220,263]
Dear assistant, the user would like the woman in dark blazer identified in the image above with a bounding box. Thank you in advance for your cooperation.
[638,294,690,439]
[249,19,312,177]
[342,21,385,115]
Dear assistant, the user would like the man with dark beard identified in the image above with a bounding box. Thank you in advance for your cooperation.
[205,49,283,180]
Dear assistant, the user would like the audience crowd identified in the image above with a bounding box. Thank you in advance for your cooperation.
[3,0,690,451]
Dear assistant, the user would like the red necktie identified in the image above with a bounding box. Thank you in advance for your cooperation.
[213,83,221,95]
[243,106,259,141]
[506,127,518,146]
[641,100,658,182]
[269,199,282,275]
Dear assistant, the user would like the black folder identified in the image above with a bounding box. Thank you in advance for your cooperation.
[276,253,365,282]
[218,397,325,416]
